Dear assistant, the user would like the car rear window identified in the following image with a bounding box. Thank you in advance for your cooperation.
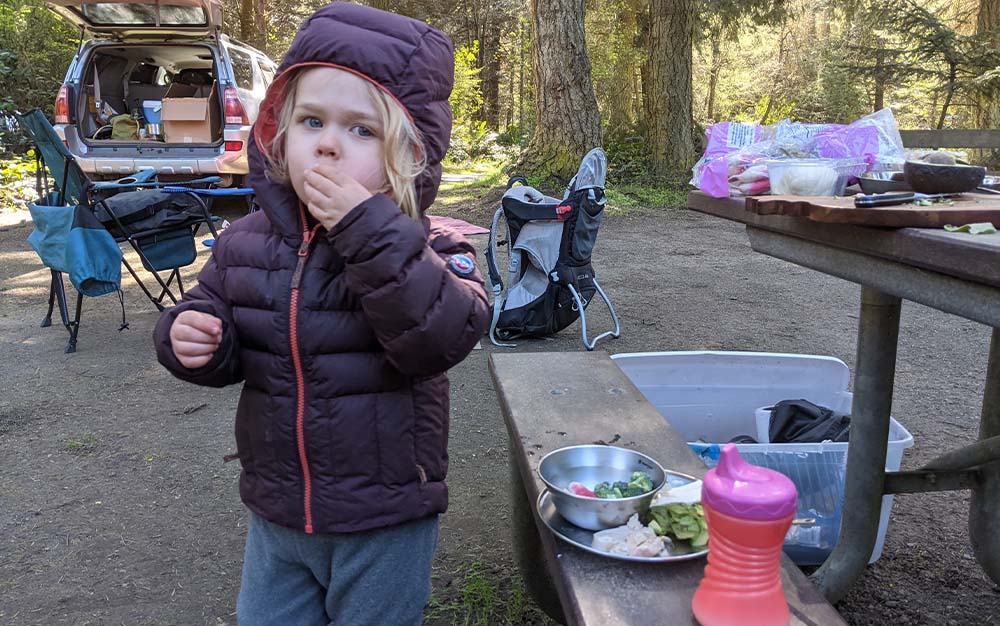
[81,3,208,26]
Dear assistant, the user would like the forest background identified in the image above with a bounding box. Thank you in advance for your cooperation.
[0,0,999,205]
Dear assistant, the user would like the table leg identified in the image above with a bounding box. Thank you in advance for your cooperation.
[812,287,901,603]
[508,442,568,625]
[969,327,1000,585]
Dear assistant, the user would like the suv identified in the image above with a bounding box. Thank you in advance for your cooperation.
[47,0,277,186]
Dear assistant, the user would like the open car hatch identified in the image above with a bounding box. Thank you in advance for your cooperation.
[45,0,221,40]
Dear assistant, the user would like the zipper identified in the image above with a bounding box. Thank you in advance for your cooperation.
[289,213,322,534]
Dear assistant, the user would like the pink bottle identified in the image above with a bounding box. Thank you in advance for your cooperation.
[692,443,798,626]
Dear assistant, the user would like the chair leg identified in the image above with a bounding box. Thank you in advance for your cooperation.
[44,270,81,352]
[121,258,166,311]
[128,242,181,308]
[53,271,72,329]
[65,292,83,354]
[41,269,59,327]
[152,269,181,305]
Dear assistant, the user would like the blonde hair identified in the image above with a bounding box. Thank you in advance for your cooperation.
[265,67,426,220]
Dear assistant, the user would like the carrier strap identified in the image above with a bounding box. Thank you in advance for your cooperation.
[488,283,515,347]
[484,206,505,289]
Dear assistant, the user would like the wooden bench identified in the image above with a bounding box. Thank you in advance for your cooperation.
[899,129,1000,151]
[489,351,848,626]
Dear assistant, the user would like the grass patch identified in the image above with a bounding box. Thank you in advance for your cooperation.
[65,433,98,453]
[605,183,688,215]
[425,561,541,626]
[440,160,507,193]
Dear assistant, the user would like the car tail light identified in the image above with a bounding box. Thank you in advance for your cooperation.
[54,85,71,124]
[224,87,249,125]
[224,140,243,152]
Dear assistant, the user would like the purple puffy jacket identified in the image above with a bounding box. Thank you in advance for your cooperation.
[154,3,490,534]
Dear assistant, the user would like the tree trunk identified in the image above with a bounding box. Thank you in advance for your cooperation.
[519,20,527,129]
[645,0,696,177]
[873,49,885,111]
[937,64,957,130]
[239,0,253,44]
[252,0,267,54]
[706,28,723,121]
[637,8,651,134]
[480,29,501,129]
[873,78,885,112]
[818,7,831,40]
[522,0,601,180]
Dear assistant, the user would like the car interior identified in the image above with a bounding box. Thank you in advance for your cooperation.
[79,44,219,143]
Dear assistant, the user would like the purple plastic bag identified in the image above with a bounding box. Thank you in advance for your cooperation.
[693,122,763,197]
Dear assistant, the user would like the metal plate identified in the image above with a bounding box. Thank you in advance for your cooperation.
[536,472,710,563]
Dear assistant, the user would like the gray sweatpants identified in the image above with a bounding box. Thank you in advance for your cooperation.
[237,511,439,626]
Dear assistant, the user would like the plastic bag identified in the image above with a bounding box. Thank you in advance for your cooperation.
[691,109,907,197]
[690,122,764,198]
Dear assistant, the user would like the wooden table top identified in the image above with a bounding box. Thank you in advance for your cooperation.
[490,350,848,626]
[747,192,1000,228]
[688,191,1000,290]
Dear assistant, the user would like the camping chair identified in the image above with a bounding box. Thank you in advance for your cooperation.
[484,148,621,351]
[15,109,252,351]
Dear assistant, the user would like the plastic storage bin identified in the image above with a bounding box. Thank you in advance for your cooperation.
[611,351,914,565]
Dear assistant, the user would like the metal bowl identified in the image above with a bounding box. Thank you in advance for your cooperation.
[858,171,911,194]
[537,445,666,531]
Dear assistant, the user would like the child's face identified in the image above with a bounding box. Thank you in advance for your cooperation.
[285,67,387,204]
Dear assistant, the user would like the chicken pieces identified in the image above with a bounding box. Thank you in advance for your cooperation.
[591,514,674,558]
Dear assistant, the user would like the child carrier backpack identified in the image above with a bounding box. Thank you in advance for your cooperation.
[485,148,621,350]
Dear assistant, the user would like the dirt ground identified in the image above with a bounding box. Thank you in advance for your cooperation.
[1,187,999,626]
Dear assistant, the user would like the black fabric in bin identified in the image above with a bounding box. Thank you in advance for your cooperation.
[768,399,851,444]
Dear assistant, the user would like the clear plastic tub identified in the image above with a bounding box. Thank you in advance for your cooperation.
[765,157,869,196]
[611,350,914,565]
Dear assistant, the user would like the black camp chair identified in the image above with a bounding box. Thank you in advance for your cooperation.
[15,109,252,351]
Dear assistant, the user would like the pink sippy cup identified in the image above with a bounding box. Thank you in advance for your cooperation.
[692,443,798,626]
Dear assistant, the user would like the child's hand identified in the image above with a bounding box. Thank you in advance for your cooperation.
[303,164,374,230]
[170,310,223,369]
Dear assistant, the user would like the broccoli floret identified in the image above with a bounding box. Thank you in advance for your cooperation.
[595,474,655,498]
[628,471,654,494]
[593,482,617,499]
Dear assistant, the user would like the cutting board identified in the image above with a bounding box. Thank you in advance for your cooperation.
[746,192,1000,227]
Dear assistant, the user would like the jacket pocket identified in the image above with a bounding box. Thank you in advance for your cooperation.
[411,376,448,483]
[374,391,419,486]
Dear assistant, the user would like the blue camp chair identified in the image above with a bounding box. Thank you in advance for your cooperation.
[15,109,253,352]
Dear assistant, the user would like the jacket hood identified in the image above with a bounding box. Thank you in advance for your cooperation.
[249,2,454,235]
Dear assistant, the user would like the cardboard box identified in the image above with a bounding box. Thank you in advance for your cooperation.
[161,82,220,144]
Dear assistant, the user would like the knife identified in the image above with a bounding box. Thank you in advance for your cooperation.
[854,192,963,208]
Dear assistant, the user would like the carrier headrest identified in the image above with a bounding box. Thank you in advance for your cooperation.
[571,148,607,191]
[502,185,561,207]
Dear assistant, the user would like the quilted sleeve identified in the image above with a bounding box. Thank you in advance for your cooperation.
[328,194,489,376]
[153,236,243,388]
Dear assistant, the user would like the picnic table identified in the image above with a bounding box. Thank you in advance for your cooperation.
[687,190,1000,603]
[489,351,849,626]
